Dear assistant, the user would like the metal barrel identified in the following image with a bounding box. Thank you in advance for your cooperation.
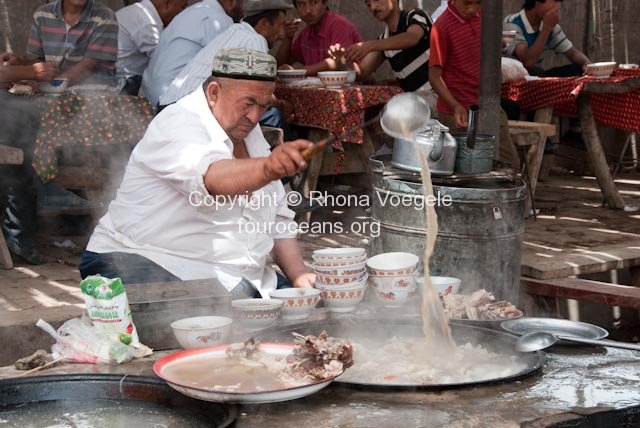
[370,156,526,304]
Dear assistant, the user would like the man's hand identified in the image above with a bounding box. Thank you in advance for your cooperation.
[542,4,561,30]
[263,139,311,181]
[292,272,316,289]
[283,18,301,40]
[345,42,372,63]
[32,62,58,81]
[328,43,347,66]
[453,104,468,129]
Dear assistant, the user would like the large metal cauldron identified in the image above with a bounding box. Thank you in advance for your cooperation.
[370,155,526,303]
[0,374,238,427]
[255,318,544,390]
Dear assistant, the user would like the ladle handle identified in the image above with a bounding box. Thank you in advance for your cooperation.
[557,335,640,351]
[301,137,333,161]
[300,115,380,161]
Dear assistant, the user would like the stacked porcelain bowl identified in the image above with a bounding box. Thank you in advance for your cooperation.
[366,252,419,307]
[313,247,368,312]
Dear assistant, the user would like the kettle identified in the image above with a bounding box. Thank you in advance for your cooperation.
[391,119,458,175]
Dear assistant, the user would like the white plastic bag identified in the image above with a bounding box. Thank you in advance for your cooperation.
[36,317,151,364]
[501,57,530,82]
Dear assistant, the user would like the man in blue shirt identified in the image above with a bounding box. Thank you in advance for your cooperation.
[504,0,591,77]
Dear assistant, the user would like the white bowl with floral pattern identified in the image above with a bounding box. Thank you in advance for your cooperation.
[232,299,282,331]
[170,316,232,349]
[320,282,368,313]
[268,288,321,320]
[366,252,419,276]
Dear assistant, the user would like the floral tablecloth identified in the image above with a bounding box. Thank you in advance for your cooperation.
[501,68,640,133]
[33,93,153,182]
[274,84,403,144]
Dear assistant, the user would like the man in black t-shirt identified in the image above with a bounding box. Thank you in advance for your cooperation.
[330,0,435,107]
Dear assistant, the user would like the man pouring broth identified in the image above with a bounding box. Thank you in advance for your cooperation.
[80,48,316,297]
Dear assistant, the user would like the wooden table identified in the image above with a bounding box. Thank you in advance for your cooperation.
[502,72,640,210]
[275,84,402,195]
[29,93,153,183]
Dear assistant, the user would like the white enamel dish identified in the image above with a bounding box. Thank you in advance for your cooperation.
[153,343,339,403]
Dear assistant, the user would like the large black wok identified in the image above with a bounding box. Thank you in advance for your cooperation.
[254,318,544,390]
[0,374,238,427]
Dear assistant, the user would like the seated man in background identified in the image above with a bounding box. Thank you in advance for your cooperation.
[0,54,59,264]
[116,0,188,95]
[276,0,361,75]
[504,0,591,77]
[25,0,119,89]
[139,0,242,107]
[80,48,315,297]
[160,0,295,141]
[333,0,435,107]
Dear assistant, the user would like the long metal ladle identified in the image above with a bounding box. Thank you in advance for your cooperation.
[515,331,640,353]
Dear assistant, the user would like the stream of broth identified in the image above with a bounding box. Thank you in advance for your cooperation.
[403,126,455,353]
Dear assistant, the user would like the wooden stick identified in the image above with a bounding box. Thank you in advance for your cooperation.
[16,359,63,377]
[300,115,380,161]
[300,137,333,160]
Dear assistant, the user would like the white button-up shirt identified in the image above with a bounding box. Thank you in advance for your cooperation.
[87,88,297,296]
[160,22,267,105]
[115,0,164,83]
[139,0,233,106]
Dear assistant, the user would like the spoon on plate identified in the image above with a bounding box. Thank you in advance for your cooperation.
[515,331,640,352]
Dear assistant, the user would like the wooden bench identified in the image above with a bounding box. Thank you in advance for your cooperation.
[507,121,556,214]
[523,276,640,309]
[0,144,25,269]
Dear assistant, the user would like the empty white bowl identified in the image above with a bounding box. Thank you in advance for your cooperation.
[586,62,617,78]
[418,276,461,298]
[317,71,350,88]
[277,69,307,84]
[232,298,283,331]
[170,316,232,349]
[320,282,368,312]
[366,252,419,276]
[268,288,321,320]
[38,78,69,94]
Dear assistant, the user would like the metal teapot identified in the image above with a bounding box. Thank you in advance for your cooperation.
[391,119,458,176]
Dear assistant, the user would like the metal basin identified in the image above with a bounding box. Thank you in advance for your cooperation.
[254,318,544,390]
[0,374,238,427]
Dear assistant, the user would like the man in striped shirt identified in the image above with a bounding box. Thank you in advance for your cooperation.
[26,0,119,90]
[341,0,434,97]
[504,0,591,77]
